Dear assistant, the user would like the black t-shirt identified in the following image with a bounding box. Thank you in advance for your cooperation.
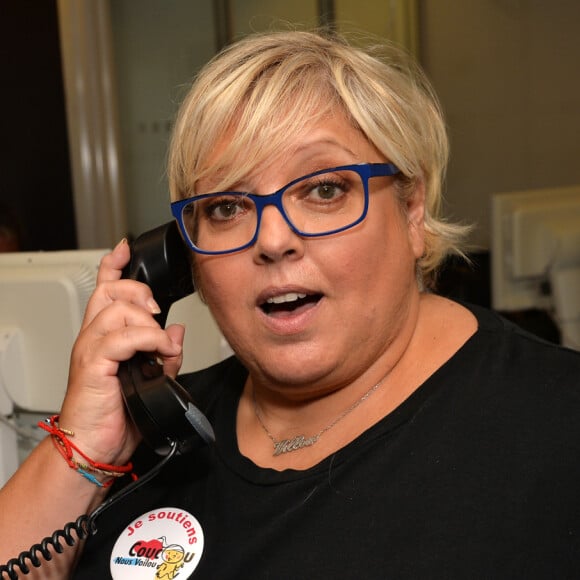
[74,303,580,579]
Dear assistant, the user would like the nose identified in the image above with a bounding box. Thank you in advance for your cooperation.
[253,204,304,263]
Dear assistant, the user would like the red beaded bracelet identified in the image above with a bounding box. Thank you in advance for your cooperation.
[39,415,138,488]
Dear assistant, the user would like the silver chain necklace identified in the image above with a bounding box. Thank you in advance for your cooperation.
[252,374,387,456]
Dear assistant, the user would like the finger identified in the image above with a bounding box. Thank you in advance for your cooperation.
[88,298,161,334]
[74,324,183,381]
[104,326,182,364]
[162,323,186,378]
[165,323,186,345]
[97,238,131,284]
[82,279,161,328]
[76,299,171,367]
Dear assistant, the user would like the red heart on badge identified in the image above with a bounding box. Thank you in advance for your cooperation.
[138,538,164,559]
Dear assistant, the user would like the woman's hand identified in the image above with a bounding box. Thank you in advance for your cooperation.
[58,239,185,466]
[0,239,187,568]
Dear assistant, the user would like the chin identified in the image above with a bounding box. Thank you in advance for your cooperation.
[249,343,338,388]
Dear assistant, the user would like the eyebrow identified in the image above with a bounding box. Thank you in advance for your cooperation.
[292,137,359,159]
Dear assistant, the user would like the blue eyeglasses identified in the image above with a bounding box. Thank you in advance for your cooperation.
[171,162,400,255]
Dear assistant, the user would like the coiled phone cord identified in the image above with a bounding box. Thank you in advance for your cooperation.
[0,440,178,579]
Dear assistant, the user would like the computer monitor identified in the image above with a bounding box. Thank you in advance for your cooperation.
[0,249,108,414]
[491,185,580,349]
[0,248,106,485]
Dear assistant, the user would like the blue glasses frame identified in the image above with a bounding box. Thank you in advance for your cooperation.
[171,162,400,255]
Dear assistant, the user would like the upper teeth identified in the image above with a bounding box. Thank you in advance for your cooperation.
[266,292,306,304]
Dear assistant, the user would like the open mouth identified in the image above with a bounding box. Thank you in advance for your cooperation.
[260,292,322,315]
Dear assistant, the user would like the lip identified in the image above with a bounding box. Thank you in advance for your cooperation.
[256,285,324,335]
[256,285,319,304]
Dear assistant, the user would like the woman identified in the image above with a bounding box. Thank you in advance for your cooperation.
[2,30,580,579]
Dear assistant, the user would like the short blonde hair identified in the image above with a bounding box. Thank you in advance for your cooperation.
[168,30,469,287]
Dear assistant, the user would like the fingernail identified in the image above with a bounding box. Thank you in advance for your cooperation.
[115,237,128,249]
[147,298,162,314]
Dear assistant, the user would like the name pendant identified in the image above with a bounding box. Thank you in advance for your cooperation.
[273,434,320,456]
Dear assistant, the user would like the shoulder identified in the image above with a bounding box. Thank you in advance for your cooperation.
[178,355,248,411]
[467,301,580,376]
[420,298,580,426]
[446,301,580,433]
[412,302,580,478]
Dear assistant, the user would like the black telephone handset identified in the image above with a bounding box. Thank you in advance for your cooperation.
[117,221,215,455]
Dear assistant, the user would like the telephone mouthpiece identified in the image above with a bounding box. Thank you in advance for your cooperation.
[185,402,216,444]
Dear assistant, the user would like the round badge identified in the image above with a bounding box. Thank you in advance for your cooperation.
[110,507,205,579]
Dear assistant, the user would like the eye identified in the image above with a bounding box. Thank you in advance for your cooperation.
[311,182,343,200]
[305,176,351,203]
[203,196,250,221]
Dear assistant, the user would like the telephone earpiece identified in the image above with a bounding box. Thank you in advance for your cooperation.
[117,221,215,455]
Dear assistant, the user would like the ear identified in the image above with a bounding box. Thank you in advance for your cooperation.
[406,179,426,260]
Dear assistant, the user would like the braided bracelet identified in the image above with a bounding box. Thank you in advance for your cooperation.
[39,415,138,488]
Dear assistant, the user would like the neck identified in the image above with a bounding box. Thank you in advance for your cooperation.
[235,295,478,471]
[252,370,388,456]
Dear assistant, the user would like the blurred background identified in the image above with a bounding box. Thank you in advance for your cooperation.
[1,0,580,336]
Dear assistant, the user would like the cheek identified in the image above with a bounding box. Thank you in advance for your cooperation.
[354,209,419,293]
[195,256,252,332]
[195,254,238,295]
